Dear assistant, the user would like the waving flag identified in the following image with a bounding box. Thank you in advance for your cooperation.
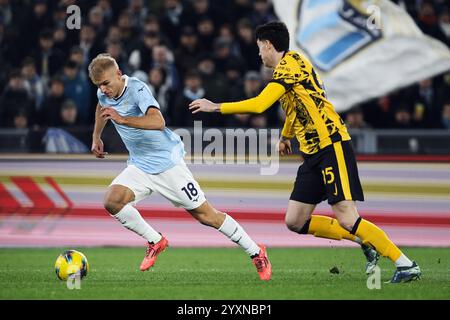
[273,0,450,112]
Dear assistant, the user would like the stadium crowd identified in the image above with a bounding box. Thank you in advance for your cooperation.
[0,0,450,132]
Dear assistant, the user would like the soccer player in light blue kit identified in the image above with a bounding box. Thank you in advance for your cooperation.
[88,54,271,280]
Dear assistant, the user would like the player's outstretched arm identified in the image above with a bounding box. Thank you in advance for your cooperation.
[189,82,285,115]
[188,99,221,113]
[92,103,108,158]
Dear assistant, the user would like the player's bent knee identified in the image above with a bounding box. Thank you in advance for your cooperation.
[285,216,307,233]
[103,199,125,215]
[103,194,129,215]
[103,185,135,215]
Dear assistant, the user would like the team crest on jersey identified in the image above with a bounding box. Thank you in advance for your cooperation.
[296,0,382,72]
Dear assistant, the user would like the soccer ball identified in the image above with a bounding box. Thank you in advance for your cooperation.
[54,250,89,281]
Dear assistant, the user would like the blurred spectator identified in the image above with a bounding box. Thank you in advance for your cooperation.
[106,41,132,75]
[438,8,450,46]
[127,0,149,30]
[247,0,277,28]
[69,46,87,72]
[97,0,114,26]
[117,10,140,54]
[143,14,164,37]
[345,106,371,129]
[12,109,29,129]
[31,29,65,80]
[128,31,161,72]
[441,101,450,129]
[52,26,71,58]
[150,45,180,91]
[172,69,204,126]
[416,1,448,43]
[54,3,79,48]
[188,0,223,27]
[79,24,103,66]
[52,4,68,29]
[237,18,261,71]
[39,77,66,127]
[224,60,244,98]
[0,70,34,128]
[228,0,253,25]
[0,11,21,68]
[392,104,416,129]
[437,71,450,108]
[213,37,246,74]
[21,57,45,110]
[142,14,172,46]
[196,53,229,102]
[218,24,241,57]
[0,0,13,27]
[62,60,91,125]
[20,0,52,54]
[172,69,222,127]
[363,94,397,128]
[58,99,80,128]
[159,0,190,47]
[147,66,173,119]
[226,71,268,128]
[88,6,108,40]
[105,24,122,44]
[174,26,200,78]
[196,16,216,51]
[414,78,440,127]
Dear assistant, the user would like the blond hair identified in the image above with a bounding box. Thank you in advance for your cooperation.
[88,53,119,82]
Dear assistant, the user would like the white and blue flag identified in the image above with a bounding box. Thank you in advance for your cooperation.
[273,0,450,112]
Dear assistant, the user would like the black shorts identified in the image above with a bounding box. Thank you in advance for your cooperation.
[290,140,364,205]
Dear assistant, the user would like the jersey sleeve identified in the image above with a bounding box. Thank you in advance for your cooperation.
[220,82,285,114]
[270,55,308,91]
[133,82,160,114]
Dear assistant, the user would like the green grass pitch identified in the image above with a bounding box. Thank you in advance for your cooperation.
[1,247,449,300]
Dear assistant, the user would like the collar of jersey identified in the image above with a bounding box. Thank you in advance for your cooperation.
[113,75,129,101]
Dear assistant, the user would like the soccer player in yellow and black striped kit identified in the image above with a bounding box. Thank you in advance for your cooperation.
[190,21,420,283]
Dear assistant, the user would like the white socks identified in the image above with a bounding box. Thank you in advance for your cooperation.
[395,253,413,268]
[218,214,260,257]
[113,207,260,257]
[112,204,162,244]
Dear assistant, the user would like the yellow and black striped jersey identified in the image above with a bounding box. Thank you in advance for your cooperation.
[272,51,351,154]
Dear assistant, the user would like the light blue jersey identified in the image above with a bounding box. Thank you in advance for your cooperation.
[98,75,185,174]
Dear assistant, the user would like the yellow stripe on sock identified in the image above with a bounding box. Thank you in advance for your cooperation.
[333,141,352,200]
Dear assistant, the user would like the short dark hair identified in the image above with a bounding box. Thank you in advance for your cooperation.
[255,21,289,52]
[39,29,53,40]
[50,76,64,86]
[185,69,201,80]
[9,69,22,79]
[22,57,36,67]
[64,60,78,69]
